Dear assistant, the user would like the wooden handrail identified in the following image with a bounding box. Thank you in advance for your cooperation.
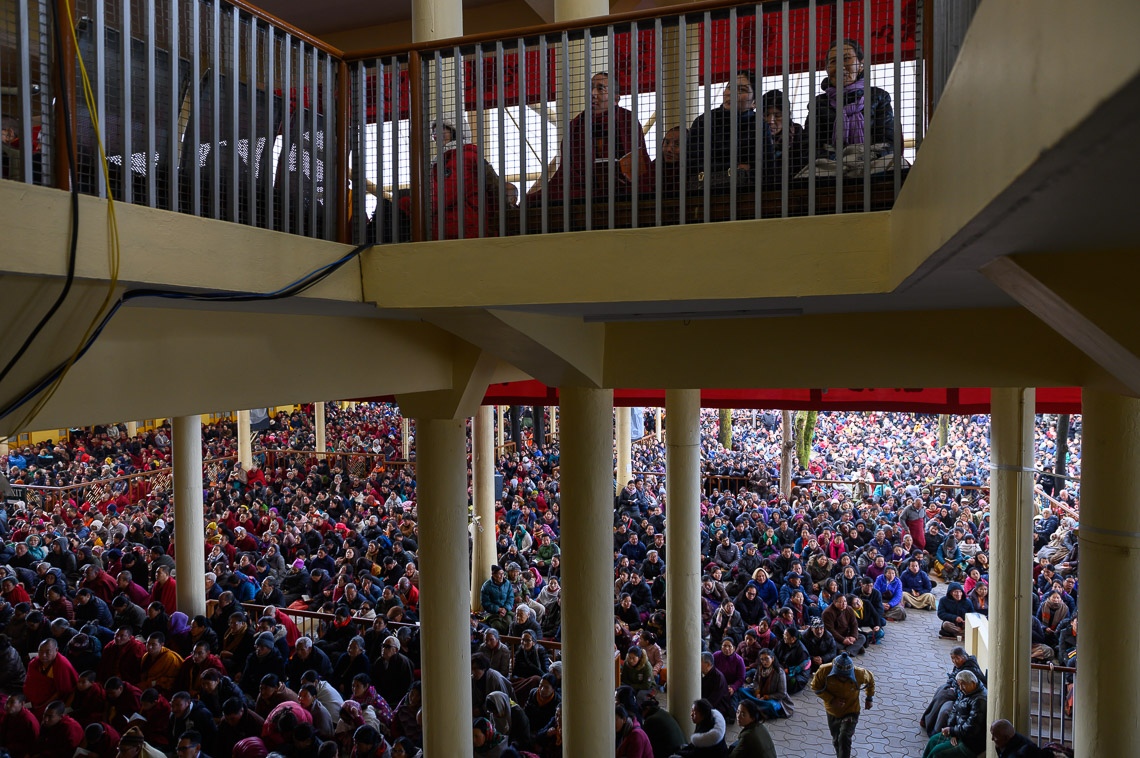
[15,455,237,495]
[225,0,345,58]
[341,0,789,61]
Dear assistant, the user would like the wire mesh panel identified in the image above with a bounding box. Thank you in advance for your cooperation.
[363,0,921,240]
[60,0,335,238]
[1,0,50,184]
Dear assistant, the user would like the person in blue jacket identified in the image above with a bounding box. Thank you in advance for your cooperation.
[873,565,907,622]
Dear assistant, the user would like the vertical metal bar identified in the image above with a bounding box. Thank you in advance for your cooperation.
[191,0,202,216]
[495,41,507,237]
[807,0,816,215]
[560,32,570,231]
[146,0,156,206]
[211,0,220,219]
[374,59,384,244]
[281,33,291,230]
[728,8,738,219]
[264,26,274,229]
[583,29,593,231]
[408,54,425,242]
[781,1,790,217]
[677,15,687,226]
[389,59,399,239]
[311,47,319,237]
[247,14,257,227]
[94,0,106,197]
[332,56,343,241]
[17,0,35,183]
[476,45,486,237]
[434,50,444,240]
[607,27,616,231]
[230,5,240,223]
[702,12,711,225]
[863,0,872,212]
[518,38,527,236]
[169,0,179,211]
[120,0,132,202]
[654,18,662,227]
[295,43,305,235]
[834,0,843,215]
[629,23,639,228]
[915,0,924,149]
[52,0,78,190]
[353,64,364,243]
[539,35,549,235]
[893,0,902,198]
[454,46,465,239]
[754,4,762,219]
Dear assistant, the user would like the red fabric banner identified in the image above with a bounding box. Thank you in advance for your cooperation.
[613,28,659,95]
[363,69,413,123]
[699,0,919,83]
[463,49,558,109]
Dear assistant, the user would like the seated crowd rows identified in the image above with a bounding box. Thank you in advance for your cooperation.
[0,404,1078,757]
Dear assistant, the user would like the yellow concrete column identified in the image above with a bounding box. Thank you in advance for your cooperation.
[0,437,8,457]
[471,406,497,610]
[1075,391,1140,757]
[560,386,616,758]
[314,402,326,457]
[125,421,138,437]
[172,415,206,618]
[415,417,474,758]
[236,410,253,470]
[550,405,558,437]
[412,0,462,43]
[401,417,412,460]
[496,406,506,452]
[986,388,1035,751]
[656,407,663,441]
[666,389,701,738]
[616,406,632,492]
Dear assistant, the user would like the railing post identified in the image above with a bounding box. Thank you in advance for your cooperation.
[408,53,426,242]
[336,59,350,244]
[51,0,78,191]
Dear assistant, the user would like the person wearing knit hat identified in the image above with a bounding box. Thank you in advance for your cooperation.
[810,652,876,758]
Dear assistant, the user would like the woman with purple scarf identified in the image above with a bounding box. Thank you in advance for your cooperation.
[807,39,896,159]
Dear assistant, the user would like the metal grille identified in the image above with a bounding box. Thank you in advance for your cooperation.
[1,0,50,184]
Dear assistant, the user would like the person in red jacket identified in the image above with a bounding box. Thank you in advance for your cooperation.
[99,626,147,685]
[37,700,85,757]
[81,564,120,604]
[0,693,40,758]
[1,575,31,605]
[148,566,178,613]
[402,113,499,241]
[24,639,79,717]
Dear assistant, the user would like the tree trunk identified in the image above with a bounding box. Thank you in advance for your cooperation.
[937,414,949,449]
[780,410,794,497]
[718,408,733,449]
[795,410,818,470]
[1054,414,1070,495]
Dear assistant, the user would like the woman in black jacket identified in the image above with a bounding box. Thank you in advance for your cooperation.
[807,39,896,157]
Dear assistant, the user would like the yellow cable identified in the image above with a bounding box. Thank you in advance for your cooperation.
[14,7,121,433]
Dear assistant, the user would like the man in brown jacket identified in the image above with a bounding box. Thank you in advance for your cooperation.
[821,595,866,657]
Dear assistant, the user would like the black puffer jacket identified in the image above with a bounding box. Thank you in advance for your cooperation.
[946,683,988,754]
[808,76,896,155]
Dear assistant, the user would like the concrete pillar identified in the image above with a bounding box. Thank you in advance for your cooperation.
[550,405,558,437]
[415,417,473,758]
[559,387,616,758]
[125,421,138,437]
[1074,391,1140,756]
[236,410,253,470]
[314,402,326,456]
[471,406,497,610]
[986,388,1035,750]
[555,0,606,22]
[412,0,461,44]
[172,415,206,618]
[616,407,632,492]
[0,438,8,457]
[401,417,412,460]
[656,407,663,441]
[665,389,701,737]
[496,406,506,452]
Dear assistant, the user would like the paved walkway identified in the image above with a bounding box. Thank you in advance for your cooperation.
[735,586,957,758]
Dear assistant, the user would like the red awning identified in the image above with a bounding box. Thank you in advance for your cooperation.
[358,384,1082,413]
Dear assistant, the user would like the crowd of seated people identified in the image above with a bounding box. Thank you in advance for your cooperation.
[0,404,1078,755]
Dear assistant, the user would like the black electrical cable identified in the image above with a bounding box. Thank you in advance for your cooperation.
[0,2,82,388]
[0,241,372,423]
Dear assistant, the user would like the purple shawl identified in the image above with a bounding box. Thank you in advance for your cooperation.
[826,79,867,146]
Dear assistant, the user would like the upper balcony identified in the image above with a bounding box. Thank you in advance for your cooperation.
[1,0,932,244]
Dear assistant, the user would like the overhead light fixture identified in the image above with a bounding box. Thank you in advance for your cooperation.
[582,307,804,323]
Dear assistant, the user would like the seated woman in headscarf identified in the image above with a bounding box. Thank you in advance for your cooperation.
[485,691,533,752]
[472,716,508,757]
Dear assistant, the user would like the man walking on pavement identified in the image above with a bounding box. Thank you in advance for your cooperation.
[810,652,875,758]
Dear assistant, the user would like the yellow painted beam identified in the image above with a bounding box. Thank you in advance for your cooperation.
[363,212,890,309]
[983,253,1140,395]
[0,307,454,435]
[396,339,502,420]
[0,181,363,303]
[603,308,1128,394]
[426,309,605,388]
[890,0,1140,286]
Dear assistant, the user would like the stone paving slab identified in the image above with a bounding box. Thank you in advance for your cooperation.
[732,585,958,758]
